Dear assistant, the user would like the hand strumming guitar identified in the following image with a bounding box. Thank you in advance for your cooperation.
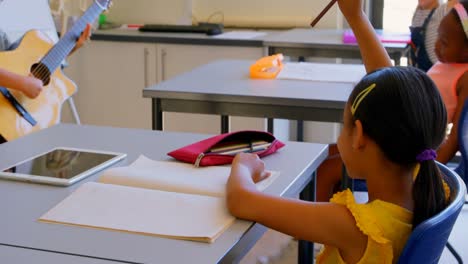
[0,23,92,99]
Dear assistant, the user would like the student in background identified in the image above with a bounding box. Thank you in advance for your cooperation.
[316,0,468,203]
[0,24,91,144]
[226,0,449,262]
[410,0,458,71]
[428,0,468,164]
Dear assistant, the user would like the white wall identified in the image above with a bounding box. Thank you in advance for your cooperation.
[106,0,192,25]
[100,0,341,29]
[193,0,340,28]
[0,0,58,43]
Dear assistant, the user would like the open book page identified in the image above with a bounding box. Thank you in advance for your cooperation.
[276,62,366,84]
[39,182,235,243]
[98,155,279,197]
[39,156,279,243]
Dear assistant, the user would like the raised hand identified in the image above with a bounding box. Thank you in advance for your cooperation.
[337,0,366,22]
[337,0,392,71]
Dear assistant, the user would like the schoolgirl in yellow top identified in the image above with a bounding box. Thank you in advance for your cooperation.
[225,0,448,262]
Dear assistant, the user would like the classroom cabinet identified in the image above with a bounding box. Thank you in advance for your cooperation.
[156,43,265,134]
[63,41,156,129]
[63,41,266,133]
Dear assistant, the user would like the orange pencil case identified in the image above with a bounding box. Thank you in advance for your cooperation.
[249,54,284,79]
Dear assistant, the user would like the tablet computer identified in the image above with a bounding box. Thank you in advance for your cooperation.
[0,147,127,186]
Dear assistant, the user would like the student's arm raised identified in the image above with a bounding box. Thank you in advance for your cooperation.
[338,0,392,72]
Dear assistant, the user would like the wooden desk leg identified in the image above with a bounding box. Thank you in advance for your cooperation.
[221,115,229,133]
[152,98,163,130]
[298,171,316,264]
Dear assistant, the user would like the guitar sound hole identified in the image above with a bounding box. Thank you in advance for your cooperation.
[30,63,51,86]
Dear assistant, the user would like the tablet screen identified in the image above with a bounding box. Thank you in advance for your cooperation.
[3,148,125,182]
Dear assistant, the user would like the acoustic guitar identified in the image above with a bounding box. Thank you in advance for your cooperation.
[0,0,111,141]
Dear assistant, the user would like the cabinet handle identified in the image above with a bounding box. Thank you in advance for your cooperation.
[144,47,149,87]
[161,49,167,81]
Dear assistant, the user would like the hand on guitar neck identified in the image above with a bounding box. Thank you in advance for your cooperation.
[70,23,92,56]
[0,24,92,99]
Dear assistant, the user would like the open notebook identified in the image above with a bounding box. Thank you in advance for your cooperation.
[39,155,279,243]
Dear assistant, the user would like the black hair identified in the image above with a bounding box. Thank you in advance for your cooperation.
[451,0,468,42]
[349,66,448,228]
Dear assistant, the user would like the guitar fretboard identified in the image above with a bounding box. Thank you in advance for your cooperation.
[39,1,105,75]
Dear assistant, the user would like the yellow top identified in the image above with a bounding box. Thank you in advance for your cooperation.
[316,189,413,264]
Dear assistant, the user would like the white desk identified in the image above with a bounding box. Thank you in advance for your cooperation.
[0,124,327,264]
[143,59,354,134]
[264,28,408,65]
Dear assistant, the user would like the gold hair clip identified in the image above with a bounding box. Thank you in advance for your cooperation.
[351,83,377,115]
[413,163,420,181]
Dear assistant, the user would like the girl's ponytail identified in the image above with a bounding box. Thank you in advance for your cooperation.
[412,159,447,228]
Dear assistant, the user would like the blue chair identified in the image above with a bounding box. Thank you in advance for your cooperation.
[397,162,466,264]
[455,99,468,193]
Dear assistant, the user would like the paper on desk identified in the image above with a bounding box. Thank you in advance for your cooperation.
[276,62,366,84]
[40,181,235,243]
[99,155,280,197]
[213,31,267,39]
[39,155,280,243]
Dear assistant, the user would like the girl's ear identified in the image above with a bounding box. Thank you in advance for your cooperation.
[352,120,366,150]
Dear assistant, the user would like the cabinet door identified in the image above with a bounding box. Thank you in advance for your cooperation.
[157,44,265,134]
[63,41,157,129]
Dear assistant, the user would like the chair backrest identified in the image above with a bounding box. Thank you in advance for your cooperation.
[397,162,466,264]
[455,99,468,187]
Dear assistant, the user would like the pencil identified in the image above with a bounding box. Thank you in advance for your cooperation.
[310,0,339,27]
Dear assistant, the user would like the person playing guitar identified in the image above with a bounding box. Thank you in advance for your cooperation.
[0,24,91,144]
[0,0,112,144]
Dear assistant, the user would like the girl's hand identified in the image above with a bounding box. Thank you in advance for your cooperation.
[19,75,43,99]
[226,153,270,217]
[229,153,270,187]
[70,23,92,55]
[337,0,365,22]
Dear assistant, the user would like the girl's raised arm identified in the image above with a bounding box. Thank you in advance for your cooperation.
[338,0,392,72]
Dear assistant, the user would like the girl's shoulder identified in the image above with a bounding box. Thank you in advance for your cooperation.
[324,190,412,262]
[330,190,412,244]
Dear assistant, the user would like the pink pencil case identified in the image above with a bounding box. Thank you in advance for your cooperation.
[167,130,285,167]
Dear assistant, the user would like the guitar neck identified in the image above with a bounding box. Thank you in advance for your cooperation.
[40,1,105,72]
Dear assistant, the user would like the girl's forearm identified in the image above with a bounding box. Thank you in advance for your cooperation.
[346,12,392,72]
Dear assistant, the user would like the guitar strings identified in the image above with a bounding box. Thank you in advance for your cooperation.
[30,4,101,83]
